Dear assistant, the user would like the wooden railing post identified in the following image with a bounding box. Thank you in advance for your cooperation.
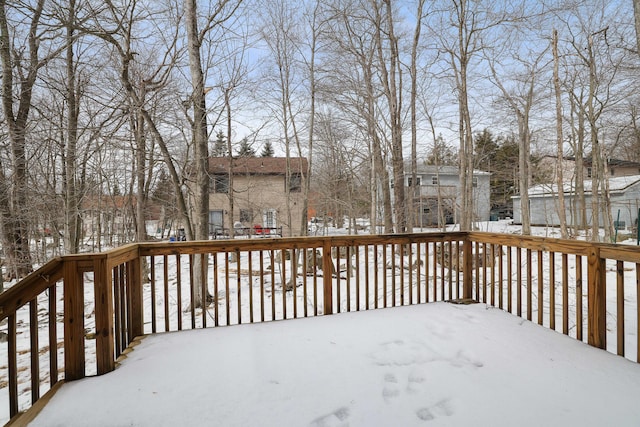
[94,255,115,375]
[587,247,606,349]
[323,241,333,314]
[462,238,473,299]
[63,259,85,380]
[127,255,144,341]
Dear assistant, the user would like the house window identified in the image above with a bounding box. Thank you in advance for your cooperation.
[587,167,592,178]
[239,209,253,223]
[472,177,478,187]
[288,174,301,192]
[408,177,421,186]
[610,168,615,176]
[211,175,228,193]
[209,210,224,234]
[431,176,438,185]
[263,209,277,228]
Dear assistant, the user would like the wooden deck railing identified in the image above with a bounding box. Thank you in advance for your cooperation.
[0,231,639,424]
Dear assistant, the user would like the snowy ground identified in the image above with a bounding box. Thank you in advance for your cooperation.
[28,302,640,426]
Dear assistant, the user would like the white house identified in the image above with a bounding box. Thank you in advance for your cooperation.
[512,175,640,230]
[399,163,491,227]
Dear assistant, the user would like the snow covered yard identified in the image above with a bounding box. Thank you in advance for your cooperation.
[28,302,640,426]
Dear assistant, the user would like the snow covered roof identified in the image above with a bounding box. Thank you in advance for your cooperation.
[518,175,640,198]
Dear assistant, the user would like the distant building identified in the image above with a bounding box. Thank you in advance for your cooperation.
[207,157,308,236]
[536,156,640,184]
[400,163,491,227]
[512,175,640,229]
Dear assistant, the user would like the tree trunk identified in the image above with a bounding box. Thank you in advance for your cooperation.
[553,29,568,239]
[186,0,210,307]
[0,0,44,278]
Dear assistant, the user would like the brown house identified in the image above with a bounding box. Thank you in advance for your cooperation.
[207,157,308,237]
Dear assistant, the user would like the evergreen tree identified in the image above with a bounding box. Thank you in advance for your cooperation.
[260,140,275,157]
[213,131,228,156]
[236,138,256,157]
[425,134,457,166]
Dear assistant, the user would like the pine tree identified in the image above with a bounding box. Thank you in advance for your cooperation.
[213,131,228,156]
[236,138,256,157]
[260,140,274,157]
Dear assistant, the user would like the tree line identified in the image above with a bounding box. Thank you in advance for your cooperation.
[1,0,639,282]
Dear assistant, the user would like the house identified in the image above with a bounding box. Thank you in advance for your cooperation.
[536,156,640,183]
[400,163,491,227]
[207,156,308,236]
[512,175,640,229]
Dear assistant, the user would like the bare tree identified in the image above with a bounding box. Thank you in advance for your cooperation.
[553,28,569,239]
[0,0,58,277]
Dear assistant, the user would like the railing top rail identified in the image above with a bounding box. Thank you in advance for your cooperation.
[0,258,64,321]
[469,231,640,262]
[137,232,469,256]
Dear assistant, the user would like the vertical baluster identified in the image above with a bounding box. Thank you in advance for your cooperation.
[302,248,308,317]
[374,245,379,309]
[527,249,532,321]
[562,253,569,335]
[383,244,388,308]
[365,245,370,310]
[270,249,276,320]
[617,260,625,357]
[433,242,438,301]
[313,248,318,316]
[549,252,556,330]
[346,246,351,311]
[507,246,512,313]
[189,255,195,329]
[482,243,488,303]
[260,250,265,322]
[202,253,208,328]
[214,253,219,326]
[356,246,361,311]
[8,314,17,418]
[176,255,183,331]
[517,248,522,317]
[49,284,58,386]
[225,252,231,325]
[29,299,39,403]
[291,248,297,318]
[498,245,504,309]
[237,250,242,325]
[538,250,543,325]
[576,255,583,341]
[163,255,169,332]
[398,243,403,306]
[249,251,254,323]
[282,249,287,319]
[416,242,421,303]
[113,267,122,356]
[150,256,156,334]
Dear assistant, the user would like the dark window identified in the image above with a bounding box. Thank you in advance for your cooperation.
[587,167,592,178]
[211,175,229,193]
[289,174,302,192]
[431,176,438,185]
[408,177,421,186]
[240,209,253,223]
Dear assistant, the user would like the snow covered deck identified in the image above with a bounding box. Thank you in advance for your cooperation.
[28,303,640,426]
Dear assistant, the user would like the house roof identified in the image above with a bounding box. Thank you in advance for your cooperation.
[518,174,640,198]
[564,157,640,169]
[208,157,308,175]
[403,163,490,176]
